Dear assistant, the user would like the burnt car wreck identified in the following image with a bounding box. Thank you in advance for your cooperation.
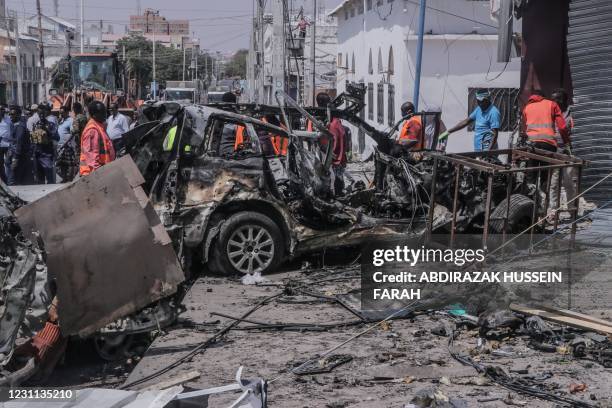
[124,83,584,276]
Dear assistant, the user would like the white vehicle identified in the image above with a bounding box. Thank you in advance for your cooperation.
[163,80,204,103]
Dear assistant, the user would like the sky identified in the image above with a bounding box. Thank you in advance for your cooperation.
[6,0,344,52]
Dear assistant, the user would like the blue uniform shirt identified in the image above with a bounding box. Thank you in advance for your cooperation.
[469,104,501,151]
[0,115,13,148]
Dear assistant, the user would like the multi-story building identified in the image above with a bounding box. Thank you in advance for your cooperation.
[129,9,189,36]
[0,5,43,106]
[249,8,337,106]
[330,0,520,156]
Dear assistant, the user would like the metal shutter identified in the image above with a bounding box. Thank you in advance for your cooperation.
[567,0,612,202]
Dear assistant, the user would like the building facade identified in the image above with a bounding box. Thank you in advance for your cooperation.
[330,0,520,156]
[0,9,43,106]
[130,9,189,36]
[249,9,337,106]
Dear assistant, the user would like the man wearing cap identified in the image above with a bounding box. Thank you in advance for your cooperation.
[26,104,39,132]
[439,90,501,151]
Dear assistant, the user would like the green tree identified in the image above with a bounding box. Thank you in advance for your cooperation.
[116,34,153,99]
[116,33,216,97]
[224,49,248,78]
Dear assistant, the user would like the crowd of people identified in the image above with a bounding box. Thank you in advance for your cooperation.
[0,101,134,186]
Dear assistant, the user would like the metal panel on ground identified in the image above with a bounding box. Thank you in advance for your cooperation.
[15,157,184,337]
[567,0,612,202]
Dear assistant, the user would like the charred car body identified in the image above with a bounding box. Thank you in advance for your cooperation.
[124,84,582,275]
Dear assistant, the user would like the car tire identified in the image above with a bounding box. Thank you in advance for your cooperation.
[489,194,535,233]
[208,211,284,275]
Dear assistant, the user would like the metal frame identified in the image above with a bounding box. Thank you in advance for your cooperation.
[423,148,586,249]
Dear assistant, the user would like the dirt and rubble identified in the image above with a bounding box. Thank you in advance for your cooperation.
[118,251,611,407]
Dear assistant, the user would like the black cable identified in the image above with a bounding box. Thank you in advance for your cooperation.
[448,327,597,408]
[120,291,284,390]
[404,0,497,29]
[120,267,361,389]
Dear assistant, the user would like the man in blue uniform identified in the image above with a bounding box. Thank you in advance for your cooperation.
[439,90,501,151]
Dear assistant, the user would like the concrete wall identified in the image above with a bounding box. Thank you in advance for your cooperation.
[333,0,521,157]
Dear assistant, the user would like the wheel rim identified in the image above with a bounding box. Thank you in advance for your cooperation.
[226,224,275,274]
[93,334,133,361]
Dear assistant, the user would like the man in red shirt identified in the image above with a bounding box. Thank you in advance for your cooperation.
[79,101,116,176]
[316,92,347,195]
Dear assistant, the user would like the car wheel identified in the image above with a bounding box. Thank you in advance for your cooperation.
[93,334,134,361]
[489,194,535,233]
[209,211,284,275]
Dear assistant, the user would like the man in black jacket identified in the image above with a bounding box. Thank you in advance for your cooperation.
[7,106,32,185]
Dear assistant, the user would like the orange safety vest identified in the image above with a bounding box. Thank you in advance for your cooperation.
[234,125,246,150]
[262,117,288,156]
[398,116,423,149]
[523,99,558,146]
[79,119,115,176]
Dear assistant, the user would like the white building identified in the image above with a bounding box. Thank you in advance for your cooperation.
[301,12,338,104]
[330,0,520,156]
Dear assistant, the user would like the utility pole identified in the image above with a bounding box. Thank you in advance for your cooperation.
[412,0,426,111]
[152,27,156,99]
[271,0,286,104]
[9,12,23,106]
[80,0,84,52]
[36,0,47,98]
[182,39,186,81]
[204,50,208,82]
[194,44,198,81]
[310,0,316,106]
[254,0,265,103]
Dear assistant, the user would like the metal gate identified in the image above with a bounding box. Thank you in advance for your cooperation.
[567,0,612,202]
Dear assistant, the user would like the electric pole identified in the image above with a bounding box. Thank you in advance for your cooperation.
[310,0,317,106]
[251,0,265,103]
[152,27,156,99]
[9,12,23,106]
[36,0,47,98]
[271,0,286,104]
[80,0,84,52]
[182,38,186,81]
[413,0,427,110]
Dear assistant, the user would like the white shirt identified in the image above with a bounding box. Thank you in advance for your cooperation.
[106,112,129,140]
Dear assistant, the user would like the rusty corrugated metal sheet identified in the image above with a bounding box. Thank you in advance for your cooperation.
[567,0,612,202]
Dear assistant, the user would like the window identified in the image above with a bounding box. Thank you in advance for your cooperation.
[368,82,374,120]
[351,54,355,74]
[344,9,349,20]
[467,87,520,132]
[345,53,349,69]
[368,49,373,74]
[350,7,355,17]
[358,1,364,14]
[338,53,343,67]
[209,120,255,157]
[367,0,373,10]
[377,0,383,6]
[388,84,395,126]
[377,82,384,124]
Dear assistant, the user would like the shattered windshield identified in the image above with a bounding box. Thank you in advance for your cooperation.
[71,56,116,92]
